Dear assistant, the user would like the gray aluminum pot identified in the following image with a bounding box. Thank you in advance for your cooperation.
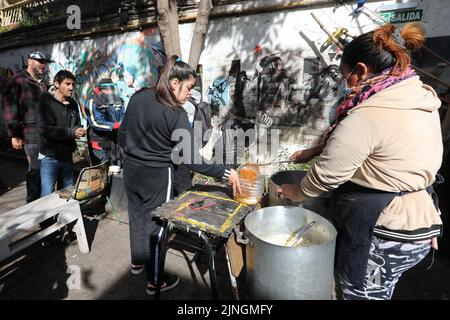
[241,206,337,300]
[268,170,307,206]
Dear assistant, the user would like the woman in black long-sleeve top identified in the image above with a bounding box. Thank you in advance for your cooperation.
[118,56,241,295]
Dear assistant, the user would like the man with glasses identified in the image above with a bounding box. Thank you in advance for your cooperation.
[2,51,50,202]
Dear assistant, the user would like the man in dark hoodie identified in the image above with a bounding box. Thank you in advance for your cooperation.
[37,70,86,197]
[2,51,49,202]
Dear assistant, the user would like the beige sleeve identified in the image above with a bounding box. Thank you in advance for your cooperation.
[300,111,380,197]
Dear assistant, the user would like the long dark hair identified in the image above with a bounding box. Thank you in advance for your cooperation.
[342,22,425,75]
[155,55,196,109]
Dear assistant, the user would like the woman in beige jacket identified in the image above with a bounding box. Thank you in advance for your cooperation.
[278,22,443,300]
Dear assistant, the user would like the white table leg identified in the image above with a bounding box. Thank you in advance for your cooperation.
[71,201,90,254]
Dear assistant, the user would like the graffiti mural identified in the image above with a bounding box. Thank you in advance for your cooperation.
[41,28,165,114]
[206,52,341,129]
[207,76,231,118]
[0,27,165,119]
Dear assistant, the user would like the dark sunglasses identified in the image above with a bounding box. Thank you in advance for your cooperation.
[33,59,48,65]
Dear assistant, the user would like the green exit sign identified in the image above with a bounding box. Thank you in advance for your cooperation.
[379,9,423,24]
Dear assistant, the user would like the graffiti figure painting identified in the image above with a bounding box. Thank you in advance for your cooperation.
[206,52,341,129]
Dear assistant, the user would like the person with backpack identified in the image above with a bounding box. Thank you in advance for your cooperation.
[85,78,125,166]
[173,88,213,196]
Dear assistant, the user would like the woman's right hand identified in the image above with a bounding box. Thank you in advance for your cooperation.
[289,150,309,163]
[228,169,242,196]
[289,144,324,163]
[289,150,311,163]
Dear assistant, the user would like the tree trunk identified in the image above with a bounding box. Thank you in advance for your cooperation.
[188,0,213,70]
[156,0,181,58]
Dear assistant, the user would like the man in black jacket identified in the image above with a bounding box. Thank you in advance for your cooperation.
[37,70,86,197]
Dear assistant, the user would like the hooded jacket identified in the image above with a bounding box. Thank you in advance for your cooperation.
[301,76,443,234]
[37,90,82,161]
[85,93,125,150]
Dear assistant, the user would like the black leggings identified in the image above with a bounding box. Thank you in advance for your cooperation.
[123,159,173,284]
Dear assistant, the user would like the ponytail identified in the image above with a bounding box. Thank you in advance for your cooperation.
[342,22,426,76]
[373,22,425,75]
[155,55,196,109]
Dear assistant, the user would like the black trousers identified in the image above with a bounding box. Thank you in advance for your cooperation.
[123,159,173,284]
[24,143,40,203]
[173,164,193,197]
[88,140,123,166]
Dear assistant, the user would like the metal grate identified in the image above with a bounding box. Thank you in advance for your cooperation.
[154,189,253,238]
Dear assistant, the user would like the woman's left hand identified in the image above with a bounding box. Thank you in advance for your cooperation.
[228,169,242,196]
[277,184,306,202]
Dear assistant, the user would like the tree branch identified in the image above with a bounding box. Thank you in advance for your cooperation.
[188,0,213,70]
[156,0,181,58]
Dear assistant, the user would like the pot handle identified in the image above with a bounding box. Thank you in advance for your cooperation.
[234,227,253,247]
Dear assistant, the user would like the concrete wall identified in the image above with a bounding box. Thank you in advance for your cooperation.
[183,0,450,161]
[1,0,449,162]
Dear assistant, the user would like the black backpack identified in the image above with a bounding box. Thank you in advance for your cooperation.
[190,98,212,146]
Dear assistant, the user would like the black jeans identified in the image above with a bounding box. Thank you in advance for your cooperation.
[123,159,173,284]
[24,143,40,203]
[88,140,123,166]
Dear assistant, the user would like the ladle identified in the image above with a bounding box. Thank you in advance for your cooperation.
[287,221,316,247]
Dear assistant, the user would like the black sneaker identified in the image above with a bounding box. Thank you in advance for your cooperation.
[131,265,145,275]
[146,274,179,295]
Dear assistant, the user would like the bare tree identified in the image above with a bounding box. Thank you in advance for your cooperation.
[156,0,181,58]
[188,0,213,70]
[157,0,213,69]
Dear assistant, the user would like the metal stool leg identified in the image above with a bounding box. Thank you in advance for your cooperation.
[224,243,240,300]
[199,231,218,300]
[155,224,170,300]
[106,195,121,224]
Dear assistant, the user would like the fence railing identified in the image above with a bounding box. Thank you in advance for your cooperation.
[0,0,55,28]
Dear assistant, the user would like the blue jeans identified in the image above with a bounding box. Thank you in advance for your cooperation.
[40,157,74,197]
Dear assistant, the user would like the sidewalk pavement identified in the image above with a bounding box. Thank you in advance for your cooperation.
[0,157,239,299]
[0,156,449,300]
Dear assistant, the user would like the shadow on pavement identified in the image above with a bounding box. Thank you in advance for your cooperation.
[0,240,70,299]
[0,156,27,196]
[95,232,242,300]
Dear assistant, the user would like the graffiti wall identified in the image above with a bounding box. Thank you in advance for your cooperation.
[204,54,340,128]
[1,0,449,166]
[177,0,450,164]
[0,27,166,127]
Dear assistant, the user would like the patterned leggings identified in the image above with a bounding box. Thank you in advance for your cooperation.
[338,236,431,300]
